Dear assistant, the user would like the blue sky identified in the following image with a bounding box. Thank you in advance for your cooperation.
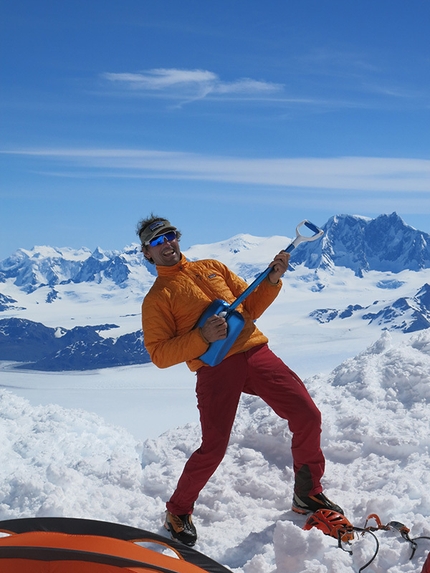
[1,0,430,258]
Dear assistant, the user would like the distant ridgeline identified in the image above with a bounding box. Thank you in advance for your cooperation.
[0,243,153,371]
[310,283,430,333]
[1,212,430,371]
[288,212,430,276]
[0,318,150,371]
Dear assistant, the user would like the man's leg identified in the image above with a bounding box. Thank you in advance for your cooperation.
[243,344,325,497]
[167,352,247,515]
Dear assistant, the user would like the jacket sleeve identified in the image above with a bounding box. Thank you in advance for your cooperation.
[142,291,209,369]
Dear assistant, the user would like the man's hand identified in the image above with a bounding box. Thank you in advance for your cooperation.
[267,251,290,284]
[201,314,228,343]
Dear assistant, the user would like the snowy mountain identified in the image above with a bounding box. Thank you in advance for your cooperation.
[2,212,429,294]
[310,283,430,333]
[2,212,430,372]
[0,246,155,370]
[1,212,430,572]
[0,244,155,293]
[290,212,430,275]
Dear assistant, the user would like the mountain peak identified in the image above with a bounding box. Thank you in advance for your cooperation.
[1,213,430,293]
[290,212,430,275]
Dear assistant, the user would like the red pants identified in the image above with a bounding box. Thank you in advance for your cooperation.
[422,554,430,573]
[167,344,325,515]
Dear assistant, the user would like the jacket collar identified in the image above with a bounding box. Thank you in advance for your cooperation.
[155,253,188,276]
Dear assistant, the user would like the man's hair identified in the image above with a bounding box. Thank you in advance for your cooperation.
[136,214,181,264]
[136,214,182,243]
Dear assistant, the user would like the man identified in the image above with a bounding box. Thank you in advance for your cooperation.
[138,215,343,547]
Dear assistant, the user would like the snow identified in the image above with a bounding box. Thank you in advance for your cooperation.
[1,227,430,571]
[0,361,198,440]
[1,330,430,572]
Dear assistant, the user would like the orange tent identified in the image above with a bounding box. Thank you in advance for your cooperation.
[0,517,231,573]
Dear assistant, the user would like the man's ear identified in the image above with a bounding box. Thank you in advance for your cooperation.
[141,246,154,264]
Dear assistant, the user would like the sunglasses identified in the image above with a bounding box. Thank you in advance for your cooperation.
[147,231,177,247]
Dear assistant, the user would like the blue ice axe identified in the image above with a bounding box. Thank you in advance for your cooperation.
[196,220,324,367]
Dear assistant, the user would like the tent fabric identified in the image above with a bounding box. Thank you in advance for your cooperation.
[0,517,232,573]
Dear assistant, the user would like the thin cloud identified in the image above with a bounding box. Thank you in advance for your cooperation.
[4,148,430,193]
[294,47,380,76]
[289,48,424,104]
[103,69,218,90]
[102,68,283,103]
[99,66,424,112]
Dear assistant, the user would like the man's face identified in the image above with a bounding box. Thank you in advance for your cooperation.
[143,232,181,266]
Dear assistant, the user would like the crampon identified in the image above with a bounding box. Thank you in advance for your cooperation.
[303,510,430,572]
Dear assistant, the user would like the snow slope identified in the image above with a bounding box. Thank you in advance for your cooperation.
[1,330,429,572]
[1,214,430,571]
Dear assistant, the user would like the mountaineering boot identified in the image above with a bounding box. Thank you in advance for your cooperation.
[292,492,344,515]
[164,511,197,546]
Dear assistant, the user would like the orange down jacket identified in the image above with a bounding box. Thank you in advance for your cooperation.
[141,255,282,371]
